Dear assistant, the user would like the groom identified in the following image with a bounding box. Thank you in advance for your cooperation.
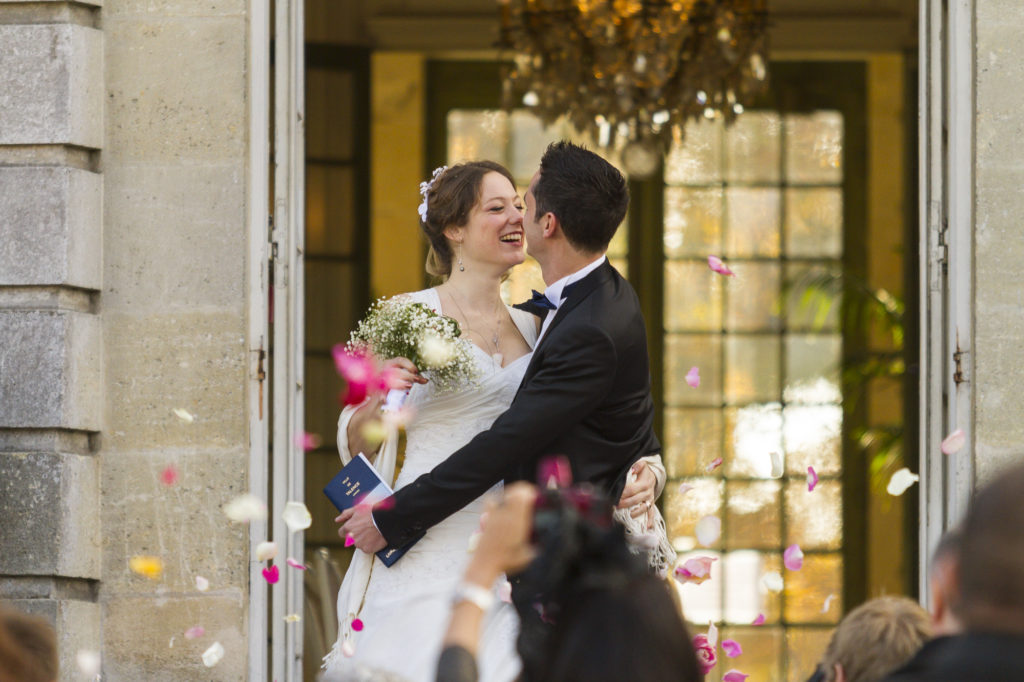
[340,140,661,553]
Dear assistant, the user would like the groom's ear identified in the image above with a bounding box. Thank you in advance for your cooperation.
[542,212,559,239]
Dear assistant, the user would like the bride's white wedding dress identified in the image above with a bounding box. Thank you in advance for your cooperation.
[322,288,536,682]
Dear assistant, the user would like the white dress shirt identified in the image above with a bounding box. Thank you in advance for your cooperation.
[536,254,607,346]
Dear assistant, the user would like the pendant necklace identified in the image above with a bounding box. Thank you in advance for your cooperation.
[444,287,503,365]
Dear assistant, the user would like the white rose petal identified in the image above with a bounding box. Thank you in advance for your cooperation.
[822,593,836,613]
[76,649,101,676]
[342,639,356,657]
[695,515,722,547]
[761,571,784,593]
[887,468,920,496]
[195,575,210,592]
[284,613,301,623]
[256,541,277,561]
[173,408,195,424]
[941,429,966,455]
[223,493,268,523]
[707,621,719,647]
[769,451,784,479]
[282,501,312,532]
[202,641,225,668]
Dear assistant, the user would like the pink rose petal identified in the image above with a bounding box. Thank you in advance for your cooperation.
[723,671,749,682]
[341,640,355,657]
[807,466,819,492]
[295,432,322,452]
[941,428,966,455]
[783,543,804,571]
[685,366,701,388]
[351,618,364,632]
[160,465,179,486]
[262,564,279,584]
[674,556,717,585]
[286,557,307,570]
[722,639,743,658]
[184,626,205,640]
[344,533,355,548]
[705,457,723,473]
[678,483,695,495]
[537,455,573,489]
[332,345,379,405]
[692,633,717,674]
[752,613,765,626]
[708,255,736,277]
[498,580,513,604]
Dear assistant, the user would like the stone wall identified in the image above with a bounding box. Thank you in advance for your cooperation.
[973,0,1024,486]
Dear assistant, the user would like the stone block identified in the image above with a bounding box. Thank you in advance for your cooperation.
[103,163,245,311]
[105,16,246,163]
[100,449,249,595]
[12,598,101,682]
[0,452,100,578]
[0,24,103,148]
[102,593,247,681]
[102,311,246,453]
[0,311,102,430]
[105,0,242,17]
[0,166,102,289]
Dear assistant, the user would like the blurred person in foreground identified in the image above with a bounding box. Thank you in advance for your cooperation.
[437,481,701,682]
[927,527,963,636]
[885,462,1024,681]
[0,604,57,682]
[808,596,930,682]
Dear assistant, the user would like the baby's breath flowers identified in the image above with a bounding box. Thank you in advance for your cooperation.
[348,297,477,394]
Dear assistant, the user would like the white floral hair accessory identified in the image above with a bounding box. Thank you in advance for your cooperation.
[417,165,449,222]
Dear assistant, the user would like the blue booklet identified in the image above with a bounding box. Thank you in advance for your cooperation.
[322,453,421,567]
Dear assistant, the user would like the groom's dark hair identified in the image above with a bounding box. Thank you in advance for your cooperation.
[534,141,628,254]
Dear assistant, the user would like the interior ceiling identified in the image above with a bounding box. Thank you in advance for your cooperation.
[357,0,919,52]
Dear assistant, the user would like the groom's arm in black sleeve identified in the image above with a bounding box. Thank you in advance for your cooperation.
[373,322,616,548]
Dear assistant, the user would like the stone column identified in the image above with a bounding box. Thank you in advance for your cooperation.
[0,1,105,678]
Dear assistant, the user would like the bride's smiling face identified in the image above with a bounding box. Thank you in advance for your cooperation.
[447,171,525,273]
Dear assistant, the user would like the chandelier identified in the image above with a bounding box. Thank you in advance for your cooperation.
[498,0,769,171]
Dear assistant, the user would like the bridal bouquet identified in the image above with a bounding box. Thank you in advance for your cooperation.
[347,297,478,395]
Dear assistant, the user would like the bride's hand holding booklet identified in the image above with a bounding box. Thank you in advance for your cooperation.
[323,453,423,567]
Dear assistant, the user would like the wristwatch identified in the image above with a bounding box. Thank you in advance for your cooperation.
[452,581,494,612]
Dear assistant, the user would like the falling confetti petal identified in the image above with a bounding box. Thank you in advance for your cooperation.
[169,636,175,648]
[887,468,920,496]
[685,366,701,388]
[160,465,179,486]
[286,557,307,570]
[708,622,718,647]
[262,565,279,585]
[184,626,205,640]
[344,533,355,548]
[76,650,101,676]
[342,640,355,657]
[722,639,743,658]
[351,618,364,632]
[201,641,224,668]
[705,457,723,473]
[769,451,783,478]
[752,613,765,626]
[723,671,750,682]
[941,428,966,455]
[498,580,513,603]
[256,541,277,562]
[695,515,722,547]
[284,614,301,623]
[467,530,481,553]
[538,455,573,489]
[784,544,804,571]
[807,466,819,492]
[678,483,695,495]
[822,593,836,613]
[173,408,196,423]
[674,556,717,585]
[282,501,312,532]
[295,431,322,452]
[195,575,210,592]
[129,556,163,580]
[692,633,717,675]
[708,255,736,277]
[223,493,268,523]
[761,571,784,592]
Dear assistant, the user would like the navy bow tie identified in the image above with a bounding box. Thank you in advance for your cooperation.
[529,289,557,310]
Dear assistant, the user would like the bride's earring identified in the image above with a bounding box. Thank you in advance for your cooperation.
[457,243,465,272]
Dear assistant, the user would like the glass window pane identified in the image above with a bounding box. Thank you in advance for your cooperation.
[305,261,358,351]
[307,70,354,160]
[784,334,842,404]
[785,111,844,185]
[786,188,843,258]
[785,627,833,682]
[607,221,629,259]
[725,551,783,624]
[665,334,722,406]
[725,262,782,332]
[664,188,723,258]
[725,111,782,184]
[783,554,843,624]
[720,626,784,681]
[447,110,509,164]
[724,403,783,477]
[665,479,724,548]
[500,256,546,307]
[725,188,781,257]
[725,481,782,549]
[783,405,842,476]
[665,261,723,332]
[303,355,346,452]
[725,336,781,404]
[665,118,723,184]
[785,480,843,551]
[664,408,722,478]
[306,165,356,256]
[508,110,566,180]
[785,263,842,332]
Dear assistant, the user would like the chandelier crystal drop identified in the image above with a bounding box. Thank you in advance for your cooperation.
[498,0,770,156]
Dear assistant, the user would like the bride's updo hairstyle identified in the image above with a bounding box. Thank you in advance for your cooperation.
[420,161,516,279]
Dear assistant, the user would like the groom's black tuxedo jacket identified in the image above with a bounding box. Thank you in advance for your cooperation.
[373,260,660,549]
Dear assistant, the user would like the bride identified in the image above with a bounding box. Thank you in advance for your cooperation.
[322,161,663,681]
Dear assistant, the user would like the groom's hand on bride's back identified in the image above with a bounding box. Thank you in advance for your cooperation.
[336,505,388,553]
